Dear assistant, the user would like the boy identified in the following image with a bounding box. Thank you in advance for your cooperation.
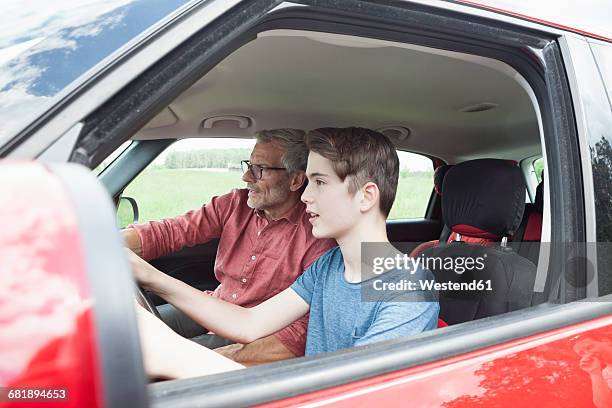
[133,127,439,378]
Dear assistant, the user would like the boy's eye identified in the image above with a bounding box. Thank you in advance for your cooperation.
[315,179,325,185]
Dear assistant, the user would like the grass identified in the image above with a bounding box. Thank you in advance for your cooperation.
[118,168,433,227]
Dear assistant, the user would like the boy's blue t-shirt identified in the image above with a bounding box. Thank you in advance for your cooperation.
[291,247,439,356]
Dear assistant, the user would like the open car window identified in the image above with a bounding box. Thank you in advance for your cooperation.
[121,138,255,224]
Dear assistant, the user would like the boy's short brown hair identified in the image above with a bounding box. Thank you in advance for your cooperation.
[306,127,399,217]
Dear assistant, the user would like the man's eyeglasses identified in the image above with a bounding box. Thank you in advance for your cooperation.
[241,160,286,180]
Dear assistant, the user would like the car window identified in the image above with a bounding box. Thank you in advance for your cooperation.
[591,42,612,111]
[533,157,544,182]
[121,141,433,225]
[121,138,255,226]
[0,0,192,144]
[388,151,433,220]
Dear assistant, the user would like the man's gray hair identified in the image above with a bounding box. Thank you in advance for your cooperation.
[255,128,308,173]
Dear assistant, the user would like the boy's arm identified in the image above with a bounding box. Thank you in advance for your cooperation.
[129,250,309,344]
[135,304,244,379]
[354,302,439,347]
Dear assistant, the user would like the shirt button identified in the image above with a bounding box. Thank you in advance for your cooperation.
[257,231,261,236]
[251,255,256,261]
[232,293,237,299]
[242,278,247,283]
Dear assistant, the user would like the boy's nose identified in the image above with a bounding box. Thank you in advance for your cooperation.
[301,183,312,203]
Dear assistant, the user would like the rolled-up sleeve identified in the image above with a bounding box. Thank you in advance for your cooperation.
[129,190,238,261]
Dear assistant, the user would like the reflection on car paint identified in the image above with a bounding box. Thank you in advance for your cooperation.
[0,0,190,141]
[0,162,103,407]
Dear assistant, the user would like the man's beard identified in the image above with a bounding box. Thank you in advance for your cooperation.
[246,182,288,210]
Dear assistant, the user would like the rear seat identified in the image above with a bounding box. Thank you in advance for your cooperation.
[421,159,537,325]
[512,180,543,264]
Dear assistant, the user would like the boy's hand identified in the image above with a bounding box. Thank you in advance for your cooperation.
[126,248,160,289]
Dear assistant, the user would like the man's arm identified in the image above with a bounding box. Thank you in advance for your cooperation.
[129,250,309,344]
[123,228,143,256]
[123,190,239,260]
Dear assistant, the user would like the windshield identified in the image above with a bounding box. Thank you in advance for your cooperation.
[0,0,192,145]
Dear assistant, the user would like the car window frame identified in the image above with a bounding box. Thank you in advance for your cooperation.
[75,1,590,401]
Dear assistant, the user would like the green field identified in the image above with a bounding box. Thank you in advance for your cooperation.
[118,168,433,227]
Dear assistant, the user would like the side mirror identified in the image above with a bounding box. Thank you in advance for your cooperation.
[117,196,139,228]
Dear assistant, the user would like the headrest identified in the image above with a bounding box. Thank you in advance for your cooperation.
[442,159,525,239]
[433,165,453,196]
[534,179,543,213]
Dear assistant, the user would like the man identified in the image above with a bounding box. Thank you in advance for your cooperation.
[124,129,335,365]
[132,127,439,379]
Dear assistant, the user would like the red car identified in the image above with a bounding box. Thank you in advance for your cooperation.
[1,0,611,407]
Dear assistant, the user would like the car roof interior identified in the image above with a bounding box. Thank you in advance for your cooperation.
[132,29,542,165]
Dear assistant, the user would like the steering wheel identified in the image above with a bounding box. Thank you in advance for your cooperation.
[136,286,162,320]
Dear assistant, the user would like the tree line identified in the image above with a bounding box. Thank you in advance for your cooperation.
[164,149,251,169]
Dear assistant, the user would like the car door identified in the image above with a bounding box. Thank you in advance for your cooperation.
[2,1,612,407]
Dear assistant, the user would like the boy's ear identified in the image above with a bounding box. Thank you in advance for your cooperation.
[289,170,306,192]
[360,182,380,213]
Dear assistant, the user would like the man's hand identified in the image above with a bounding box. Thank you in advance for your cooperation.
[214,334,296,366]
[122,228,143,256]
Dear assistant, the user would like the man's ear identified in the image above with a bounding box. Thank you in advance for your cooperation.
[360,182,380,213]
[289,170,306,192]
